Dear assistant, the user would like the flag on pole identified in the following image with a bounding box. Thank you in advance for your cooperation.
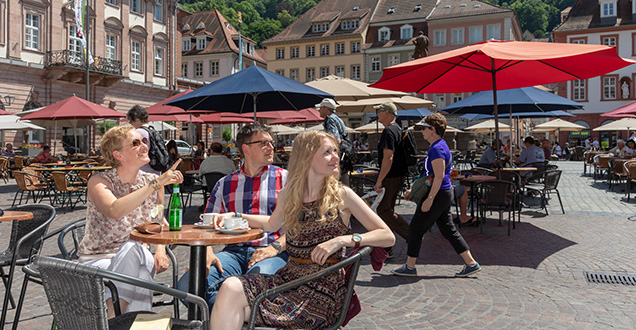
[73,0,94,64]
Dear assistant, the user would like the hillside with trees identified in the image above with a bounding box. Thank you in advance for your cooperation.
[181,0,572,46]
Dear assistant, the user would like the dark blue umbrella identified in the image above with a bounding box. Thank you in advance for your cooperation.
[440,86,583,115]
[370,107,433,121]
[166,65,333,119]
[460,110,575,121]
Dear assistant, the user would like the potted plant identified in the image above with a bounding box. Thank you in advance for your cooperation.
[18,143,43,157]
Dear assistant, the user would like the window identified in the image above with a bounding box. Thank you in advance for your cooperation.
[276,48,285,60]
[209,60,219,76]
[291,47,299,59]
[306,67,315,81]
[320,44,329,56]
[451,28,464,45]
[25,13,40,50]
[452,93,463,103]
[388,55,399,67]
[69,25,82,61]
[155,48,164,75]
[106,0,117,5]
[154,0,163,22]
[182,39,191,51]
[433,29,446,46]
[290,68,299,81]
[573,79,586,101]
[336,43,345,55]
[603,36,616,46]
[131,0,142,14]
[312,23,329,33]
[603,2,615,16]
[603,76,617,99]
[379,27,390,42]
[196,38,206,50]
[401,25,413,40]
[181,63,188,77]
[335,66,345,77]
[371,57,380,72]
[469,26,482,44]
[351,65,360,80]
[571,38,586,44]
[131,41,141,71]
[194,62,203,77]
[276,69,284,76]
[434,94,446,108]
[106,35,117,60]
[351,41,360,54]
[486,24,500,40]
[306,45,315,57]
[320,66,329,78]
[341,20,359,30]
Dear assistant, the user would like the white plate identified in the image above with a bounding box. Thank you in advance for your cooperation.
[194,222,216,229]
[217,227,250,235]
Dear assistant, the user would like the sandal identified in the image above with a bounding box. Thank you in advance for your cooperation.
[460,217,478,225]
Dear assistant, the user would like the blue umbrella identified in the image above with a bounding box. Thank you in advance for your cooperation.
[440,86,583,115]
[370,107,433,121]
[460,110,575,121]
[167,65,333,119]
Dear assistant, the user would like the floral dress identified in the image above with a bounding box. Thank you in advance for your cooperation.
[238,201,350,329]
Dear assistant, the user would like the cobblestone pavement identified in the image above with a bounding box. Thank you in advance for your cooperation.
[3,160,636,329]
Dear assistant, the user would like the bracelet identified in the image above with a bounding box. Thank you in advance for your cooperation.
[235,211,242,218]
[150,179,161,191]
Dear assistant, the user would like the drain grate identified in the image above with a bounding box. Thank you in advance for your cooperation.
[585,271,636,286]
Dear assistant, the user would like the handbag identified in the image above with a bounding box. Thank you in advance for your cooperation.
[410,160,451,204]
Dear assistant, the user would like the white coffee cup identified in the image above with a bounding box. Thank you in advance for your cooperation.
[199,213,218,225]
[224,217,248,229]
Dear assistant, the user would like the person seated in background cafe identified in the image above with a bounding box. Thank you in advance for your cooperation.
[477,139,503,169]
[609,139,632,157]
[34,145,55,163]
[542,139,552,160]
[2,143,15,158]
[626,139,636,154]
[78,124,183,317]
[514,137,545,167]
[553,143,562,159]
[198,142,236,184]
[563,142,573,160]
[166,140,181,168]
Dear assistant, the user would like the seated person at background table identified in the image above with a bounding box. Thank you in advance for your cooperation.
[177,123,289,310]
[563,142,573,160]
[553,143,562,159]
[2,143,15,158]
[77,124,183,317]
[198,142,236,185]
[477,139,502,168]
[626,139,636,153]
[453,185,476,225]
[609,139,633,156]
[542,139,552,160]
[166,140,181,168]
[210,130,395,330]
[34,145,55,163]
[514,136,545,167]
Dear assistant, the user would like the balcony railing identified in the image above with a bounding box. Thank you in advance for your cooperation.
[45,50,122,76]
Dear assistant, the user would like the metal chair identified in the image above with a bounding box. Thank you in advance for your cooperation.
[474,180,517,236]
[0,204,56,329]
[51,171,86,209]
[525,170,565,215]
[455,150,476,170]
[11,171,51,207]
[624,161,636,202]
[202,172,226,205]
[244,246,372,330]
[29,256,207,330]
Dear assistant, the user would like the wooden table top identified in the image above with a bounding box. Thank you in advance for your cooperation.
[34,166,112,172]
[42,162,87,167]
[350,169,379,176]
[459,175,497,182]
[0,211,34,222]
[502,167,537,171]
[130,225,263,246]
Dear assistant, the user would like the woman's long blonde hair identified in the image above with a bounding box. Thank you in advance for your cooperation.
[283,131,343,238]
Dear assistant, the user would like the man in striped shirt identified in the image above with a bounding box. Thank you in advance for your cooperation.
[177,123,288,310]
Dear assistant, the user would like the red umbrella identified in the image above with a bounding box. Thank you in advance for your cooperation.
[148,89,193,115]
[21,96,125,154]
[235,110,306,120]
[0,109,11,116]
[198,113,255,124]
[371,40,634,158]
[148,114,204,123]
[600,100,636,119]
[269,108,322,125]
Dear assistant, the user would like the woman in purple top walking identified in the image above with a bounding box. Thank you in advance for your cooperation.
[391,113,481,277]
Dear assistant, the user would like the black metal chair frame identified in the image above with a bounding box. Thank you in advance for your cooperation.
[475,180,517,236]
[244,246,372,330]
[624,161,636,202]
[11,171,54,207]
[525,170,565,216]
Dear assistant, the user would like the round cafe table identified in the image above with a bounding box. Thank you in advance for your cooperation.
[130,225,263,320]
[502,167,537,171]
[459,175,497,219]
[0,211,33,222]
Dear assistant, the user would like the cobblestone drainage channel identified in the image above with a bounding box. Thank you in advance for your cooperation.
[585,271,636,285]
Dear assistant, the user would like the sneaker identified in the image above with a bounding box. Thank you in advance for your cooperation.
[391,264,417,277]
[455,262,481,277]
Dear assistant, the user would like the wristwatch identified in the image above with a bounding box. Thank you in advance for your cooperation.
[270,241,282,254]
[351,234,362,248]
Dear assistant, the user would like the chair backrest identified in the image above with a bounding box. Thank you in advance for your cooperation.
[477,180,516,206]
[623,161,636,179]
[204,172,225,192]
[471,167,493,175]
[34,256,111,330]
[5,204,56,262]
[51,171,70,191]
[12,171,29,191]
[494,170,521,187]
[58,219,86,260]
[14,156,23,169]
[595,155,611,168]
[543,170,562,191]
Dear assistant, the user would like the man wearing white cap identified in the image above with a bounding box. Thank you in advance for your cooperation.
[317,98,352,184]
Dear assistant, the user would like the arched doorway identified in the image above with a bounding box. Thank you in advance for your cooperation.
[569,120,590,146]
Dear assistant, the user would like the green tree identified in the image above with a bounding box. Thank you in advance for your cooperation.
[222,127,232,142]
[277,10,294,28]
[510,0,549,36]
[246,18,283,44]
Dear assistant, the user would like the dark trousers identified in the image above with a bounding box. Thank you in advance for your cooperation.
[377,176,410,241]
[407,189,470,258]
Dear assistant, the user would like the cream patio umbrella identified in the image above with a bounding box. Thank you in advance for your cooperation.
[306,124,358,134]
[533,119,585,144]
[337,96,433,113]
[464,119,511,133]
[305,75,407,101]
[268,125,304,135]
[355,122,385,134]
[592,118,636,131]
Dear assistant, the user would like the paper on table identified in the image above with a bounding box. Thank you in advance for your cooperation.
[130,311,172,330]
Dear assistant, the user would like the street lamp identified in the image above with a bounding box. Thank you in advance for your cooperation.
[1,94,15,106]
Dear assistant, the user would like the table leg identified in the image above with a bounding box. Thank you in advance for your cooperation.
[188,245,207,320]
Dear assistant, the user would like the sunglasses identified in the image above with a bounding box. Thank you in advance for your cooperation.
[127,138,148,148]
[246,139,275,148]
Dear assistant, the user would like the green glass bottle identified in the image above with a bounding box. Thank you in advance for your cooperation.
[169,184,182,231]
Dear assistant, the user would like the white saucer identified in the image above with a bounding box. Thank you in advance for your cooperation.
[217,227,250,235]
[194,222,216,229]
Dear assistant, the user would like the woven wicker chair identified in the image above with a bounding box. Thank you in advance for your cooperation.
[29,256,207,330]
[0,204,56,329]
[51,171,86,209]
[11,170,51,207]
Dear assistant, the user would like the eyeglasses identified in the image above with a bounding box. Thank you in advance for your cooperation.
[245,139,274,148]
[126,138,147,148]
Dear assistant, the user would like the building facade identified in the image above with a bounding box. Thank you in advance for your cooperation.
[0,0,181,152]
[553,0,636,146]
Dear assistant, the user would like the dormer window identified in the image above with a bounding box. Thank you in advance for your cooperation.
[401,24,413,40]
[312,22,329,33]
[341,20,359,30]
[378,27,391,42]
[599,0,617,24]
[196,38,206,50]
[602,2,615,16]
[182,24,190,32]
[195,22,205,30]
[182,39,192,51]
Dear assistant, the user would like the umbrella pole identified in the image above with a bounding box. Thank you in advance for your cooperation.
[509,105,513,163]
[491,59,501,172]
[253,93,257,122]
[53,121,57,155]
